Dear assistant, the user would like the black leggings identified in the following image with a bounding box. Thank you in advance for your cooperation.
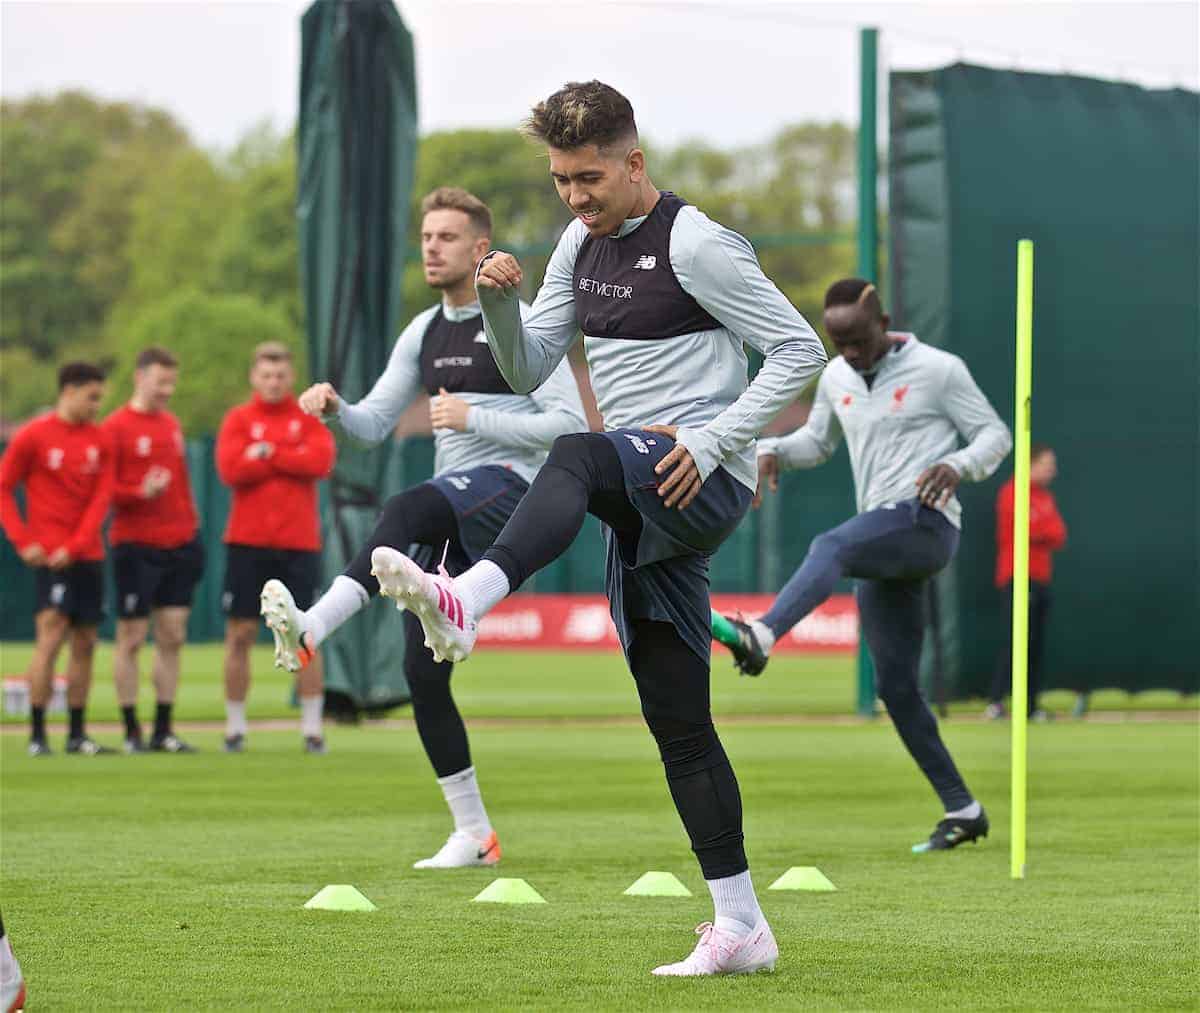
[631,620,746,879]
[345,483,471,778]
[486,434,747,878]
[484,433,641,590]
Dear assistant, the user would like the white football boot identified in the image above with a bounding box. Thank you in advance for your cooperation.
[371,547,477,663]
[413,829,501,869]
[651,918,779,976]
[260,579,315,672]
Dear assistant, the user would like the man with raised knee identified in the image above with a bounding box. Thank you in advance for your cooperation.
[262,186,586,867]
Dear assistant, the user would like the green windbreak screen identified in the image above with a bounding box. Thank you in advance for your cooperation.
[890,64,1199,694]
[298,0,418,712]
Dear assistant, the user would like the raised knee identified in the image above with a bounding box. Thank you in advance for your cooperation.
[808,529,847,561]
[548,432,594,463]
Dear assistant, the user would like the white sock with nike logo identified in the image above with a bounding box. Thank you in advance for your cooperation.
[437,766,492,838]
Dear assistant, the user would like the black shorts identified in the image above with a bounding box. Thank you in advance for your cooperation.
[600,428,753,664]
[223,544,320,620]
[113,537,206,619]
[34,562,105,626]
[411,465,531,574]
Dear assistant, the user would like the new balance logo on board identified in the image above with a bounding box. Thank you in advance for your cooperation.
[632,255,657,270]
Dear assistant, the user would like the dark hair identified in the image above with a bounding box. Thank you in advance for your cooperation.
[1031,442,1054,461]
[252,341,292,365]
[421,186,492,237]
[58,361,106,390]
[824,277,884,320]
[135,346,178,371]
[523,80,638,152]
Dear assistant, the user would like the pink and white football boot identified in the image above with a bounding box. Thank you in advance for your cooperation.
[370,546,477,663]
[651,918,779,977]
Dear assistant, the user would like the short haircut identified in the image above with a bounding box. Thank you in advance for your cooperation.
[1031,442,1054,461]
[58,361,106,390]
[421,186,492,237]
[523,80,638,152]
[135,346,178,371]
[824,277,884,320]
[252,341,292,366]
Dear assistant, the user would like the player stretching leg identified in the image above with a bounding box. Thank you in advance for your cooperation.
[261,187,586,868]
[716,279,1012,852]
[371,82,827,974]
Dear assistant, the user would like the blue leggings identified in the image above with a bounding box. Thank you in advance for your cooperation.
[763,500,973,810]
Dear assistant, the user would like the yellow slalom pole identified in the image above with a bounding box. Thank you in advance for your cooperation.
[1011,239,1034,880]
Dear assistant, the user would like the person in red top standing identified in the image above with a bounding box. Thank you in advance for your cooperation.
[0,361,115,755]
[988,442,1068,719]
[216,342,335,752]
[104,347,205,754]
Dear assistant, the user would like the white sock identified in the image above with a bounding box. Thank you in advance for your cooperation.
[225,700,247,738]
[453,560,510,618]
[305,575,369,647]
[299,694,323,738]
[946,800,982,820]
[436,766,492,838]
[706,869,764,936]
[750,620,776,654]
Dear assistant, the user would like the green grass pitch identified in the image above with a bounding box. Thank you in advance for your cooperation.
[1,645,1197,1009]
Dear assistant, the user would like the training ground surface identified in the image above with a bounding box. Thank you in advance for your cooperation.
[1,645,1197,1009]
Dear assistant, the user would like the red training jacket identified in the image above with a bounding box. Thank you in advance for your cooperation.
[215,394,335,552]
[103,404,199,548]
[0,412,114,561]
[995,477,1067,586]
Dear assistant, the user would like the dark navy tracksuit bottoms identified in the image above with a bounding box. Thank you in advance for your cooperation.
[762,498,973,810]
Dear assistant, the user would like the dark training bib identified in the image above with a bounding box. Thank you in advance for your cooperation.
[419,308,516,396]
[572,193,722,341]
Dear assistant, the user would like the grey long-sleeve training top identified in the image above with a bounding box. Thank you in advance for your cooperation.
[475,206,828,493]
[332,299,587,483]
[758,334,1012,528]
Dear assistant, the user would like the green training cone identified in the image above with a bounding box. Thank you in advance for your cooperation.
[623,871,693,897]
[768,866,837,892]
[303,884,378,911]
[472,878,547,904]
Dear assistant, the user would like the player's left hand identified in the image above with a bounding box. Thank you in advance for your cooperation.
[916,463,960,508]
[644,424,702,510]
[429,388,470,432]
[47,547,72,570]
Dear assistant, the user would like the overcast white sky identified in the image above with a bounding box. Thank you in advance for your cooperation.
[2,0,1197,151]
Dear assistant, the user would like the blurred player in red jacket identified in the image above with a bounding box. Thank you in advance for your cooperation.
[989,443,1067,719]
[104,347,204,754]
[0,362,115,755]
[216,342,335,752]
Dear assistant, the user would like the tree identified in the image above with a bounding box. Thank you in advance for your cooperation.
[210,126,303,330]
[109,289,303,434]
[0,93,193,399]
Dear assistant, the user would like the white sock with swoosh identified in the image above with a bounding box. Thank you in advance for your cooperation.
[437,766,491,838]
